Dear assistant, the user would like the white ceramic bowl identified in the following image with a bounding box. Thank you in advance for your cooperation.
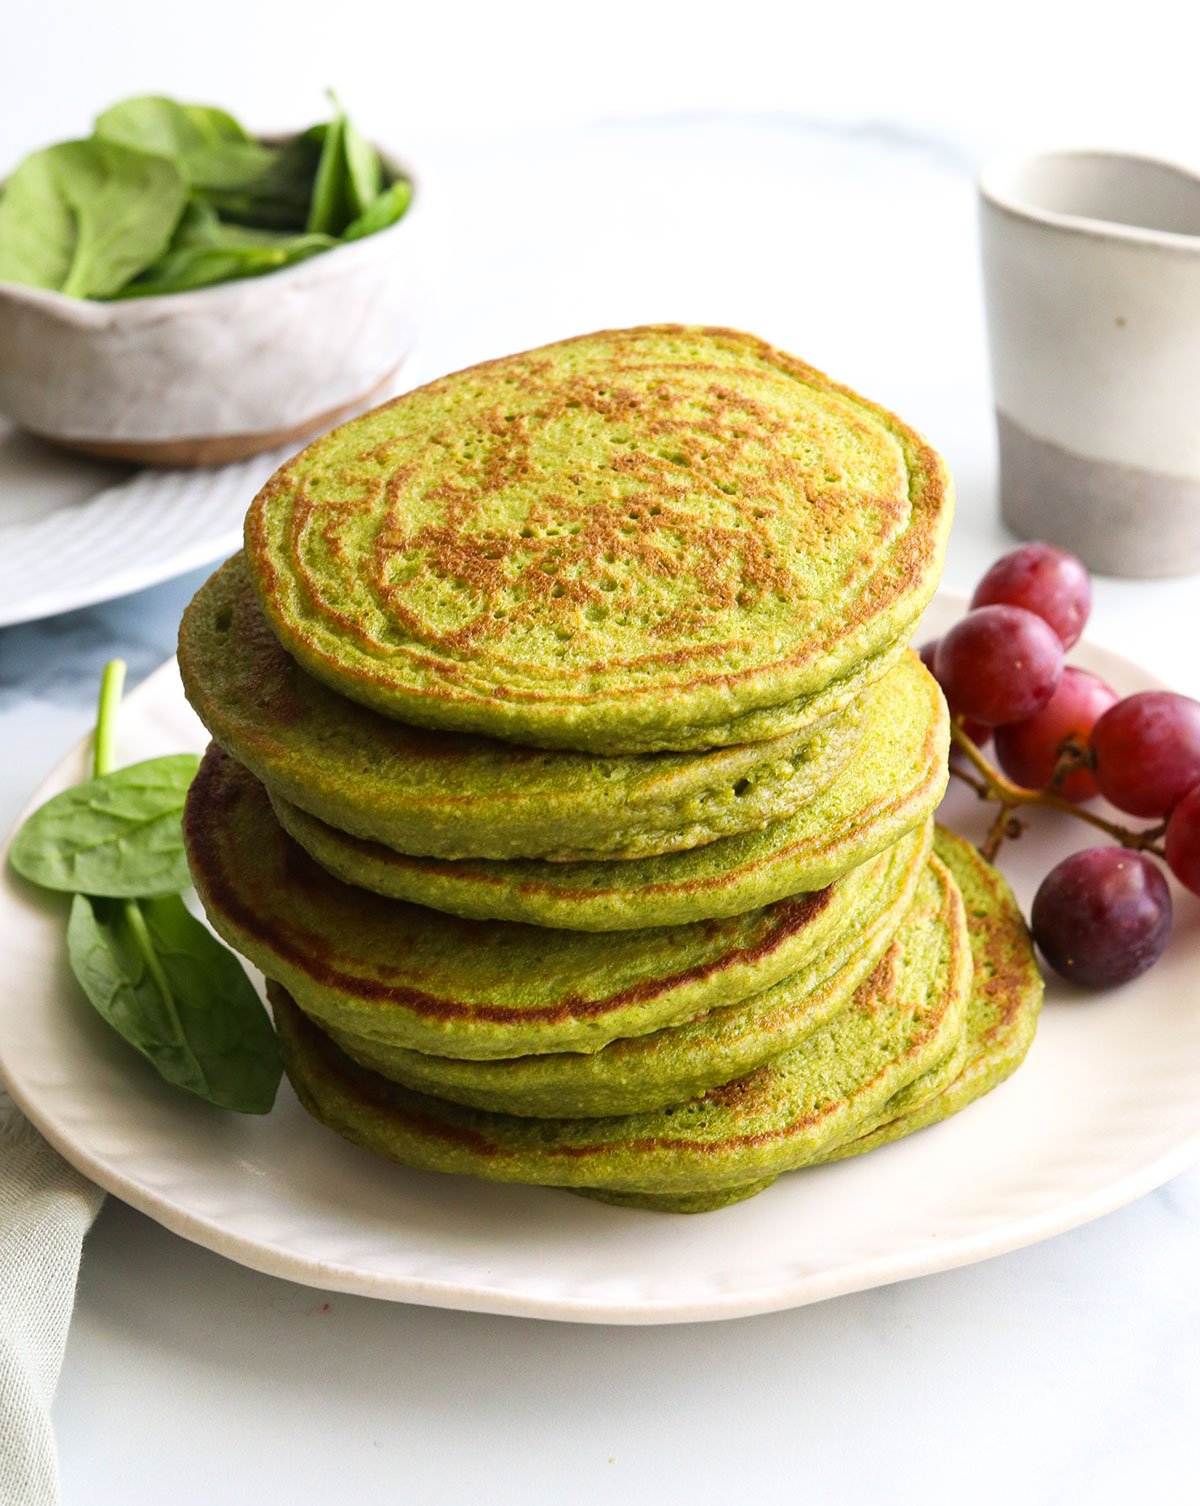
[0,146,423,465]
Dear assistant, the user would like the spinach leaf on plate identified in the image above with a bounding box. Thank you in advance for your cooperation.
[68,892,280,1114]
[0,139,185,297]
[13,659,281,1114]
[9,753,201,897]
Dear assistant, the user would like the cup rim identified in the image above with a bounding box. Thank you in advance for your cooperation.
[0,139,420,326]
[979,147,1200,252]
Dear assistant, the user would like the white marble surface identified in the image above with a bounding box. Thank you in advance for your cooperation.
[2,113,1199,1503]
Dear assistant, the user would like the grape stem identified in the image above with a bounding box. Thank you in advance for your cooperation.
[948,723,1168,863]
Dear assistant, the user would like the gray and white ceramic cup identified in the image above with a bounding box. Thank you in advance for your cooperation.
[979,149,1200,577]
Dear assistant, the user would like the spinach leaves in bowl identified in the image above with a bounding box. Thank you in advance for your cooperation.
[0,92,412,301]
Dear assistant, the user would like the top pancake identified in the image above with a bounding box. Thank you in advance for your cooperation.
[245,325,953,753]
[179,554,863,862]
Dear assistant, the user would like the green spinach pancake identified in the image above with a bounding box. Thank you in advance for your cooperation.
[269,651,949,930]
[179,554,863,861]
[321,823,931,1117]
[814,827,1042,1162]
[267,848,971,1201]
[185,747,931,1060]
[244,325,953,753]
[616,830,1042,1210]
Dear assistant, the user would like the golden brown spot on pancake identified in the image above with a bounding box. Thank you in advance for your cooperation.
[242,325,951,742]
[858,941,901,1016]
[974,906,1037,1039]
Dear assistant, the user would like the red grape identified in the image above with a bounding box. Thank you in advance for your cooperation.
[918,639,991,746]
[934,606,1063,727]
[1031,848,1172,988]
[971,542,1092,649]
[994,667,1118,800]
[1091,691,1200,818]
[1165,785,1200,896]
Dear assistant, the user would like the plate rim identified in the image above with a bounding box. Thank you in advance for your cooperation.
[0,527,245,630]
[2,600,1197,1325]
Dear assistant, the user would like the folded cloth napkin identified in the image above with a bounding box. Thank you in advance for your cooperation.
[0,1091,103,1506]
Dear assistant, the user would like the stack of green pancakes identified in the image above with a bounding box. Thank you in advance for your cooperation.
[179,325,1042,1213]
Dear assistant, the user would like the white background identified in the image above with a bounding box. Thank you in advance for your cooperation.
[5,3,1200,1503]
[4,0,1200,165]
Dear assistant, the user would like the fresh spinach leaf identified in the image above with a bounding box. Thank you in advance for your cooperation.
[0,144,75,291]
[307,93,383,235]
[95,95,273,190]
[120,191,332,295]
[170,200,333,253]
[0,139,185,297]
[306,110,348,234]
[343,179,413,241]
[340,106,383,220]
[67,892,280,1114]
[1,92,402,301]
[182,140,278,191]
[25,658,281,1114]
[209,126,325,231]
[9,753,200,897]
[165,197,223,245]
[211,227,334,253]
[179,103,253,143]
[97,95,251,151]
[117,234,332,297]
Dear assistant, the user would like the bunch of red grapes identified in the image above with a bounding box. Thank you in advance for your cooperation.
[921,542,1200,990]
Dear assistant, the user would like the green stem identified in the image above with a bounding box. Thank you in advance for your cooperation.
[91,659,194,1071]
[122,899,173,1006]
[90,659,208,1088]
[121,899,204,1087]
[92,659,127,778]
[949,724,1167,859]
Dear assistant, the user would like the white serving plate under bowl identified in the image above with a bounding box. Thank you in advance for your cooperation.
[0,145,423,466]
[1,596,1199,1324]
[0,353,420,629]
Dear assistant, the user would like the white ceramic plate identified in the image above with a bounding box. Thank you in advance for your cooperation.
[0,357,419,629]
[2,596,1198,1325]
